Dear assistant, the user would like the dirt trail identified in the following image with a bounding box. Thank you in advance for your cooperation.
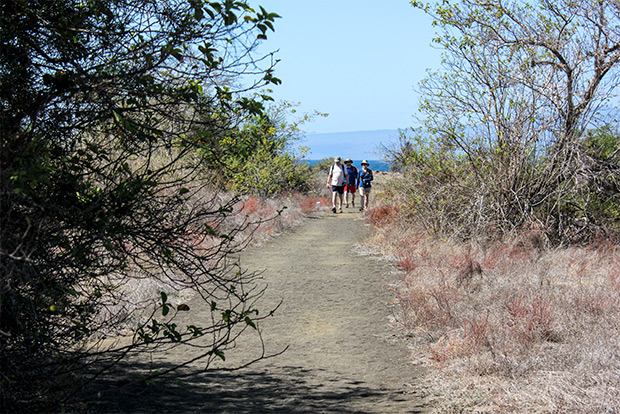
[88,208,428,413]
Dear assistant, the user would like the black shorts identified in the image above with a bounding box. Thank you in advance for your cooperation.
[331,185,345,194]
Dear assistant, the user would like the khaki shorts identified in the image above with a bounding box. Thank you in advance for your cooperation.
[360,187,371,194]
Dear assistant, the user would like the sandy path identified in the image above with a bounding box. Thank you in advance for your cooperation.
[87,208,428,413]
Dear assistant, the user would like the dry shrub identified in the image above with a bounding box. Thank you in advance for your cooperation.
[298,194,330,215]
[430,316,490,362]
[504,295,554,345]
[391,285,435,332]
[367,202,620,413]
[240,196,261,215]
[223,192,317,244]
[395,255,419,272]
[368,203,400,226]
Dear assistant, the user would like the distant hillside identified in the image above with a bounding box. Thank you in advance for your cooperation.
[301,129,401,160]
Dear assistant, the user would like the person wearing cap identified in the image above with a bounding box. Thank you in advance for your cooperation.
[326,156,348,213]
[357,160,373,211]
[343,158,358,208]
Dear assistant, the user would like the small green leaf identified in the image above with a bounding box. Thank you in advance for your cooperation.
[244,316,256,329]
[187,325,203,337]
[213,349,225,361]
[194,6,204,20]
[221,310,231,324]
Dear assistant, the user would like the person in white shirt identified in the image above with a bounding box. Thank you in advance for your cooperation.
[326,156,348,213]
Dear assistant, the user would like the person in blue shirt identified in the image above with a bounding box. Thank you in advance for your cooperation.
[357,160,373,211]
[343,158,358,208]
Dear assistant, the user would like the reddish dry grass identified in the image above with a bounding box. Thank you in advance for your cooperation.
[505,295,554,345]
[225,192,330,244]
[395,255,419,272]
[430,316,490,362]
[298,195,330,215]
[365,197,620,413]
[367,203,400,226]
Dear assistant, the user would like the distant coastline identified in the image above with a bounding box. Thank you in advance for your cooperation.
[302,129,400,162]
[303,159,390,172]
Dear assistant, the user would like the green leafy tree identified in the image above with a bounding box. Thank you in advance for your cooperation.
[0,0,281,410]
[574,126,620,232]
[219,102,323,196]
[383,129,478,237]
[312,157,335,172]
[406,0,620,242]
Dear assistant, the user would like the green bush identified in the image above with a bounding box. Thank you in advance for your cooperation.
[229,146,313,197]
[573,127,620,232]
[214,104,316,197]
[386,126,620,244]
[312,158,334,172]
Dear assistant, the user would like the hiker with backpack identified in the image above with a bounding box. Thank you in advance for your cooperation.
[343,158,358,208]
[357,160,373,212]
[326,156,348,213]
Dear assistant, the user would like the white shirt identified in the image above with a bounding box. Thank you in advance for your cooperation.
[330,163,347,186]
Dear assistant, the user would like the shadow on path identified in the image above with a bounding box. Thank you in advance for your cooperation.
[83,361,425,414]
[77,210,429,413]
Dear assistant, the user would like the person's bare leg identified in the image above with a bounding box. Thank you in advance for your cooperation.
[359,188,365,211]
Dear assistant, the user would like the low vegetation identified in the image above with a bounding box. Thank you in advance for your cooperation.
[371,2,620,411]
[367,201,619,412]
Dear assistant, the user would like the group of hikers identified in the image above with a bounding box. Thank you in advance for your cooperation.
[326,157,373,213]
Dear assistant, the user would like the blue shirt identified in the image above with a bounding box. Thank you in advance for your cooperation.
[345,165,358,186]
[357,168,373,189]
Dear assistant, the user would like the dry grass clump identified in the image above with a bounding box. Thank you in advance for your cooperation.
[221,193,319,244]
[368,215,620,413]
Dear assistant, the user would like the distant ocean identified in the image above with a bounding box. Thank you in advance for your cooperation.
[303,159,390,172]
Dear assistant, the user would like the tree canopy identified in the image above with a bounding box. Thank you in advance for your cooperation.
[1,0,284,410]
[395,0,620,242]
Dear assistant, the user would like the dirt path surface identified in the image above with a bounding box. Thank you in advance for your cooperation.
[87,208,428,413]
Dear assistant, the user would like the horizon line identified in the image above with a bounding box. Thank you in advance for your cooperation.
[303,128,406,136]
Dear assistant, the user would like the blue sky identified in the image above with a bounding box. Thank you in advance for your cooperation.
[250,0,442,158]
